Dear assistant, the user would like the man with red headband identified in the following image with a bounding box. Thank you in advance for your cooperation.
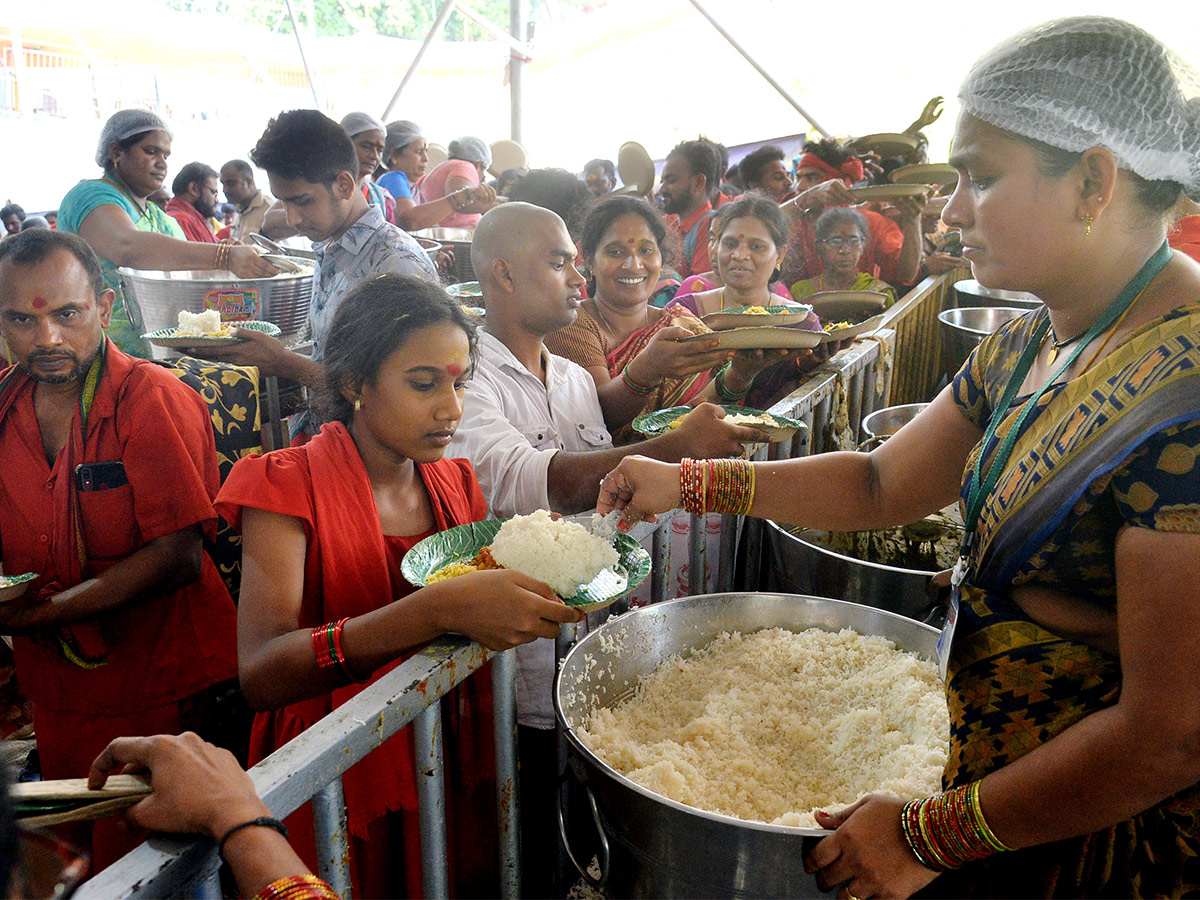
[754,140,923,289]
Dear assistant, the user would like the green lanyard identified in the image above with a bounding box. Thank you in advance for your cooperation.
[959,241,1172,562]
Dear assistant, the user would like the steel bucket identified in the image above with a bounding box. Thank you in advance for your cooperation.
[764,522,944,624]
[413,226,474,282]
[937,306,1027,381]
[555,592,941,899]
[953,278,1042,311]
[118,267,313,361]
[860,402,928,443]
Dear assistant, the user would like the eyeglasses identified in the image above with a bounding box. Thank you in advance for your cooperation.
[818,237,865,249]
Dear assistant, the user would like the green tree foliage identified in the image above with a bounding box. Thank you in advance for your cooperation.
[166,0,588,40]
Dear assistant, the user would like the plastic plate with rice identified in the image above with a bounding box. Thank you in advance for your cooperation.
[143,319,281,349]
[0,573,37,604]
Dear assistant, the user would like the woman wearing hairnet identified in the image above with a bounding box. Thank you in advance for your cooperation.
[597,17,1200,898]
[413,135,497,228]
[56,109,276,356]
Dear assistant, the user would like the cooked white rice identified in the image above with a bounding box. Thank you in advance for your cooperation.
[490,510,619,597]
[176,309,226,336]
[578,627,948,827]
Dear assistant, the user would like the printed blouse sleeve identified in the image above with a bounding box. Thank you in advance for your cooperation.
[1110,418,1200,532]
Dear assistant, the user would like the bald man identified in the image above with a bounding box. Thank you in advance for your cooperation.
[449,202,759,519]
[449,204,760,893]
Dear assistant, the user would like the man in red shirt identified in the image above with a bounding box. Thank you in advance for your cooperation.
[164,161,220,243]
[657,139,720,278]
[0,229,238,867]
[779,139,924,289]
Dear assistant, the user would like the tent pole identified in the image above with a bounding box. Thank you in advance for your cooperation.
[282,0,321,109]
[686,0,830,138]
[382,0,458,120]
[509,0,525,142]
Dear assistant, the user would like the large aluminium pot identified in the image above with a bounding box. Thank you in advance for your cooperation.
[937,306,1027,381]
[118,267,313,361]
[555,592,941,899]
[953,278,1042,311]
[764,522,945,624]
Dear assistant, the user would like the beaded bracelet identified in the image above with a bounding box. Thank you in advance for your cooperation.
[621,365,658,397]
[714,362,751,403]
[252,874,340,900]
[900,782,1014,872]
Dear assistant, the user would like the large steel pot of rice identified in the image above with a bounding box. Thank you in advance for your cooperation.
[555,592,940,899]
[117,267,313,361]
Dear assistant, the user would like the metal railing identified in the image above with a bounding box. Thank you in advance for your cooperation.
[77,317,910,899]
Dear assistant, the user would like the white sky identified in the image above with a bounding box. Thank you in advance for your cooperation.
[4,0,1197,211]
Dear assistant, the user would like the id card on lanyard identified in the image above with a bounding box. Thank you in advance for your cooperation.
[935,241,1171,680]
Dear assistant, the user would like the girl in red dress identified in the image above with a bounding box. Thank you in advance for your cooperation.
[217,275,582,897]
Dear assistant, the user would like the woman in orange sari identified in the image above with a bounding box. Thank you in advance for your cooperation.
[545,196,783,440]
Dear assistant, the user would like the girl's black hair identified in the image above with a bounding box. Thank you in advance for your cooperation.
[579,195,669,262]
[316,274,478,425]
[814,206,870,243]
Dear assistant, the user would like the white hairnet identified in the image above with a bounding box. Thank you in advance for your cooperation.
[339,111,386,138]
[448,136,491,167]
[95,109,172,167]
[959,16,1200,199]
[385,120,423,156]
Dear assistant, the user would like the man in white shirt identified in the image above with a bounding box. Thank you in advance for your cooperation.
[447,202,759,895]
[449,202,758,519]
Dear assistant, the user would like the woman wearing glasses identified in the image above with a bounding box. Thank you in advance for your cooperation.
[791,208,897,306]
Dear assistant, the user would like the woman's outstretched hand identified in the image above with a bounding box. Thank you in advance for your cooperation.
[804,794,940,899]
[597,456,684,529]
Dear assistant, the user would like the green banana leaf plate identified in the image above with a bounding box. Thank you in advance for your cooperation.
[402,519,650,611]
[632,405,806,444]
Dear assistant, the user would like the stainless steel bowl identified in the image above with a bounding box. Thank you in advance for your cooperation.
[413,227,474,282]
[953,278,1042,311]
[556,592,941,899]
[937,306,1027,380]
[861,402,929,440]
[118,267,313,361]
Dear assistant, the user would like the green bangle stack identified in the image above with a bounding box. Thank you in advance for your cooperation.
[714,362,751,403]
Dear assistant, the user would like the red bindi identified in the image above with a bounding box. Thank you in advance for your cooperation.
[32,297,46,309]
[625,238,636,245]
[447,364,463,377]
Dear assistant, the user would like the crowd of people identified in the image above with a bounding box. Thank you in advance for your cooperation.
[2,13,1200,900]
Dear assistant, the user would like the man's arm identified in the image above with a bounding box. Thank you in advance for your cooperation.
[0,524,204,634]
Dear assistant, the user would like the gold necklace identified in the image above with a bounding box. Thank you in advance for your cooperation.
[590,297,647,338]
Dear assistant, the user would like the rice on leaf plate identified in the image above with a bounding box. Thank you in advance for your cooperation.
[143,320,281,350]
[0,572,37,604]
[402,519,650,612]
[702,304,813,331]
[633,405,806,444]
[809,291,889,344]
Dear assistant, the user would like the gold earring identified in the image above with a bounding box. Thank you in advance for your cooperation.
[353,398,362,411]
[1081,214,1094,236]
